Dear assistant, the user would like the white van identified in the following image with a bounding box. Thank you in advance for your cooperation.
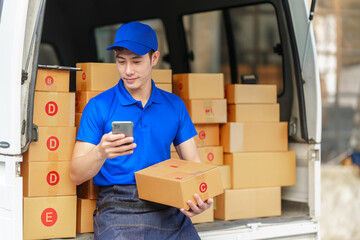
[0,0,321,239]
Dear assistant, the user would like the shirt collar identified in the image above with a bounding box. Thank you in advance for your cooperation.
[116,79,162,106]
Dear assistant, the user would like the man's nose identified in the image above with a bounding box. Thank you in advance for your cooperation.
[125,63,134,75]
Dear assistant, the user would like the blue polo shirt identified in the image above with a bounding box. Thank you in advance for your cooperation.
[76,79,197,186]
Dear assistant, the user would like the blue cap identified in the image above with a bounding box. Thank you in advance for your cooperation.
[106,22,158,55]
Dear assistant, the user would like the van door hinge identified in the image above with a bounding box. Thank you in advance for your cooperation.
[309,149,320,162]
[32,124,39,142]
[15,162,21,177]
[21,69,28,85]
[289,118,297,136]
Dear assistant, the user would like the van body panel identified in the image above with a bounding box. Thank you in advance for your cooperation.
[0,0,321,239]
[288,0,322,143]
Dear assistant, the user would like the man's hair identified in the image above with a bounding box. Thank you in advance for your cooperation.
[114,47,155,61]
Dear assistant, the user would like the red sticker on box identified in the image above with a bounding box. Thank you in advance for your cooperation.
[205,108,213,114]
[82,72,86,80]
[46,136,59,151]
[45,76,54,86]
[199,182,207,193]
[41,208,58,227]
[179,83,183,90]
[199,130,206,140]
[45,101,58,116]
[207,153,214,161]
[47,171,60,186]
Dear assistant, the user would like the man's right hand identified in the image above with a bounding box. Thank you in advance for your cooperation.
[97,132,137,159]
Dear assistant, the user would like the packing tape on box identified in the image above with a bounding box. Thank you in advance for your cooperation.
[46,127,60,161]
[46,163,60,196]
[203,100,215,122]
[80,68,87,90]
[193,171,210,201]
[46,92,59,126]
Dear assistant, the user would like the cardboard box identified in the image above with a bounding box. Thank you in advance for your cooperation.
[33,92,75,127]
[152,69,172,83]
[77,198,96,233]
[171,151,180,159]
[75,91,101,113]
[76,63,119,91]
[23,195,76,239]
[173,73,224,99]
[227,104,279,122]
[75,113,82,135]
[77,178,99,200]
[23,126,76,162]
[170,143,176,151]
[184,99,227,124]
[36,68,70,92]
[224,151,296,189]
[135,159,224,209]
[214,187,281,220]
[191,206,214,224]
[198,146,223,165]
[218,165,231,189]
[22,161,76,197]
[220,122,288,152]
[156,83,172,93]
[225,84,276,104]
[194,124,219,146]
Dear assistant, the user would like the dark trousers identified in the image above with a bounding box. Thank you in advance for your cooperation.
[93,185,200,240]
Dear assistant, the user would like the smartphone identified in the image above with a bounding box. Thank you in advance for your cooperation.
[111,121,134,137]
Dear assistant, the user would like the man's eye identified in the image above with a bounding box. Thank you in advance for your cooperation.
[134,61,141,64]
[118,61,125,64]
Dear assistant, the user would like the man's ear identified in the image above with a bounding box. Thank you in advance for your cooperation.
[151,51,160,67]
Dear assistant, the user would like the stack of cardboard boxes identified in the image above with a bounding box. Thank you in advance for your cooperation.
[214,84,296,220]
[75,63,117,233]
[172,73,227,223]
[22,67,77,239]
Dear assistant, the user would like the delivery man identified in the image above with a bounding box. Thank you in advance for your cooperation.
[70,21,212,239]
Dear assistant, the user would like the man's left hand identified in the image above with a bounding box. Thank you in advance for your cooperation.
[180,194,213,218]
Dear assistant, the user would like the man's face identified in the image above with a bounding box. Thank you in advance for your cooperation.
[115,49,159,91]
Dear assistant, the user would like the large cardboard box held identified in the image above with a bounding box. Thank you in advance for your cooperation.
[76,91,101,113]
[220,122,288,152]
[77,178,99,200]
[194,124,219,146]
[36,68,70,92]
[135,159,223,209]
[22,161,76,197]
[191,206,214,224]
[225,84,276,104]
[173,73,224,99]
[23,196,76,239]
[227,104,279,122]
[214,187,281,220]
[23,126,76,162]
[33,92,75,127]
[198,146,223,165]
[77,198,97,233]
[76,63,119,91]
[224,151,296,189]
[152,69,172,83]
[184,99,227,124]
